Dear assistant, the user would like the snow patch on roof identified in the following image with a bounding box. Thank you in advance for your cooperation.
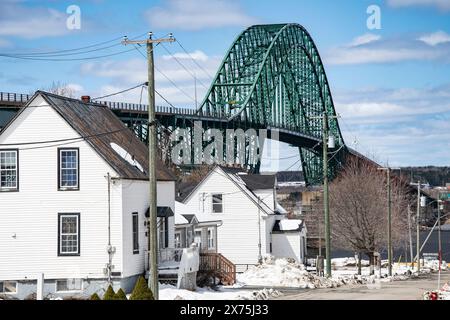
[110,142,144,173]
[279,219,302,231]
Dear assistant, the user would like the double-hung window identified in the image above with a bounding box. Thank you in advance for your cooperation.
[58,213,80,256]
[0,149,18,191]
[132,212,139,254]
[212,194,223,213]
[207,227,215,250]
[58,148,79,190]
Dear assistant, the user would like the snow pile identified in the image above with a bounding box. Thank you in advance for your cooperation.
[159,283,282,300]
[236,257,342,289]
[331,257,369,268]
[278,219,302,231]
[423,259,448,271]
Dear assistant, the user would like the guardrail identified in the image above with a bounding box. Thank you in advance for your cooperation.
[0,92,30,103]
[0,91,200,115]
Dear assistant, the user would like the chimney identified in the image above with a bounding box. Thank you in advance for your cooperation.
[81,95,90,103]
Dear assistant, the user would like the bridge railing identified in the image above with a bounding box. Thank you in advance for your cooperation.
[0,92,30,103]
[97,100,198,115]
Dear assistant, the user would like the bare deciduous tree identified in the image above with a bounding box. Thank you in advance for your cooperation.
[329,157,410,273]
[42,81,76,98]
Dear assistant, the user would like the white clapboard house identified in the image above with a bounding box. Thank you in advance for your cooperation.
[176,166,307,271]
[0,91,177,299]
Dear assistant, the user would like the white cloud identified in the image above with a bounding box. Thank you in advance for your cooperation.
[66,83,84,94]
[325,32,450,65]
[333,85,450,166]
[145,0,258,30]
[348,33,381,47]
[0,2,78,39]
[387,0,450,11]
[81,51,222,107]
[418,31,450,46]
[162,50,209,62]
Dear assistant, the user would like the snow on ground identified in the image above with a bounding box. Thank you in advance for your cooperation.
[159,284,282,300]
[236,257,342,289]
[234,256,448,289]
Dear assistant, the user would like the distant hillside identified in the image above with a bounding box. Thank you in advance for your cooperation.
[400,166,450,187]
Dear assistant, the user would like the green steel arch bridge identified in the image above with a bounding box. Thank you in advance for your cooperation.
[0,23,364,185]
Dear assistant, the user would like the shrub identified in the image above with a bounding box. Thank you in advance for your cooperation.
[130,276,154,300]
[103,285,116,300]
[90,293,101,300]
[113,288,127,300]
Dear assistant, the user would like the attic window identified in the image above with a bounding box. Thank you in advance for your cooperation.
[110,142,144,173]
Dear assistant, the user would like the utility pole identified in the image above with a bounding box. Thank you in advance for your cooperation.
[377,167,399,276]
[311,112,339,278]
[122,32,175,299]
[407,205,414,268]
[416,180,421,273]
[257,197,262,264]
[437,193,442,288]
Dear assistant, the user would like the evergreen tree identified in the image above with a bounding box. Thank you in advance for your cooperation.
[90,293,101,300]
[113,288,127,300]
[103,285,116,300]
[130,276,154,300]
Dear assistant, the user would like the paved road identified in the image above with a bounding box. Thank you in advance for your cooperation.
[277,271,450,300]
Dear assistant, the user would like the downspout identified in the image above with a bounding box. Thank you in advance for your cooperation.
[107,172,112,285]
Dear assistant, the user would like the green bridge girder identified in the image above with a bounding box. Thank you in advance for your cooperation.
[195,23,346,185]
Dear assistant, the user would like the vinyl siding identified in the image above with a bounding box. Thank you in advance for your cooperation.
[121,180,175,278]
[182,167,273,266]
[0,97,123,281]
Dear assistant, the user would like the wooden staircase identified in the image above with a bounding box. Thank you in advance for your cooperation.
[199,252,236,285]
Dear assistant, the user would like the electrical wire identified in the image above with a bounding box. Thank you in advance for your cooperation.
[176,39,213,80]
[91,82,147,101]
[132,44,197,104]
[0,48,138,61]
[160,43,209,90]
[0,127,129,147]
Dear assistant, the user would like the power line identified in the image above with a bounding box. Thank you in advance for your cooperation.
[0,36,125,57]
[176,39,213,80]
[160,43,209,90]
[133,44,197,104]
[92,82,147,101]
[0,47,138,62]
[0,32,149,58]
[0,127,129,147]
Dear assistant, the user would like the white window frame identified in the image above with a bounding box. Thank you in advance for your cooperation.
[194,229,202,249]
[174,231,182,248]
[55,279,82,292]
[158,217,165,249]
[0,149,18,191]
[58,148,79,190]
[212,193,223,213]
[207,227,215,250]
[59,214,80,256]
[0,280,18,294]
[132,212,139,254]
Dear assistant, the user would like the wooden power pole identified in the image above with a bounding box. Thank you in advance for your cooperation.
[377,166,399,276]
[311,112,339,278]
[122,32,175,299]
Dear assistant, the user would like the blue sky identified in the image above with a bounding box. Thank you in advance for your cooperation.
[0,0,450,170]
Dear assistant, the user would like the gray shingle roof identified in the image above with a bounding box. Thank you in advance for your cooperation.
[22,91,176,181]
